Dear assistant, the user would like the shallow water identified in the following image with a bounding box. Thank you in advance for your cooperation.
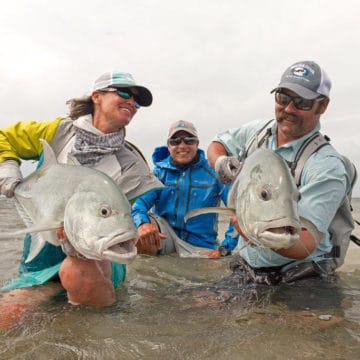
[0,197,359,359]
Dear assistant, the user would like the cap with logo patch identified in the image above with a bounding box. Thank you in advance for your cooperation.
[167,120,198,139]
[271,61,331,99]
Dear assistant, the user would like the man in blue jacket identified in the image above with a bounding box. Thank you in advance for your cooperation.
[131,120,238,257]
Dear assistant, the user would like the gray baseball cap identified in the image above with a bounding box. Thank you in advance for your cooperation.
[93,71,153,106]
[167,120,198,139]
[271,61,331,99]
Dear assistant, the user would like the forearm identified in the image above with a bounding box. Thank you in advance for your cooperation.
[131,192,159,228]
[207,141,227,168]
[273,229,318,259]
[231,216,319,260]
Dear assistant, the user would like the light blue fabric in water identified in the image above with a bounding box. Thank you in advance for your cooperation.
[1,262,126,292]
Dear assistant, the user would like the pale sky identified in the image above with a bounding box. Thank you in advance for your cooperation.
[1,0,359,196]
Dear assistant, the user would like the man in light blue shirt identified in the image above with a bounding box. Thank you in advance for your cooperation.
[207,60,351,284]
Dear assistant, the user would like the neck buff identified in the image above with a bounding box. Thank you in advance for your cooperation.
[71,125,125,166]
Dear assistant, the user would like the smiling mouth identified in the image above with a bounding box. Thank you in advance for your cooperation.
[120,107,131,114]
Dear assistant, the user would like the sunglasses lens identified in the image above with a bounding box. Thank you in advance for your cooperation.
[117,90,131,99]
[275,92,314,111]
[169,137,197,146]
[183,137,197,145]
[169,138,181,146]
[116,89,141,109]
[275,93,291,106]
[293,98,313,110]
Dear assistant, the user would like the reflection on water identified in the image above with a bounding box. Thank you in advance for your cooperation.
[1,197,360,359]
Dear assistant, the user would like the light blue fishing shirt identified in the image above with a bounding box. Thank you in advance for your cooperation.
[214,119,349,270]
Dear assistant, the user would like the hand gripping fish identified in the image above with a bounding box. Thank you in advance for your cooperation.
[0,140,138,264]
[185,148,314,250]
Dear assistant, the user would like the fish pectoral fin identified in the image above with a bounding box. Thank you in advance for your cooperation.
[0,221,64,239]
[0,222,63,240]
[184,207,236,222]
[24,222,64,235]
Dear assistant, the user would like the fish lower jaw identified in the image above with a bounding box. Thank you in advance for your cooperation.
[258,231,300,249]
[101,238,138,264]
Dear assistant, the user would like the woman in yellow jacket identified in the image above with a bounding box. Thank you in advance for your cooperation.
[0,71,162,308]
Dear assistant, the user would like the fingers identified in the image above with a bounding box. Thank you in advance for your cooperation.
[230,216,245,238]
[204,250,221,258]
[0,178,21,197]
[56,228,67,241]
[137,223,167,250]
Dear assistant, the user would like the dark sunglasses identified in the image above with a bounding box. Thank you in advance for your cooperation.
[102,88,140,109]
[275,91,325,111]
[168,136,198,146]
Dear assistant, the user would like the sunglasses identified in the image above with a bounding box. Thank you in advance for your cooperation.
[102,88,140,109]
[168,136,198,146]
[275,91,325,111]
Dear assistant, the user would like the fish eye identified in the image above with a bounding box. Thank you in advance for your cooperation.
[99,205,112,217]
[259,186,272,201]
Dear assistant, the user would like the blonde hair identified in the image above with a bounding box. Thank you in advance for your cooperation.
[66,95,94,120]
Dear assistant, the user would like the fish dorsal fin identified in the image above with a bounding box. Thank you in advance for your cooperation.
[39,139,58,169]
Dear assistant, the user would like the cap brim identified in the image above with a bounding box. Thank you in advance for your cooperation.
[167,129,198,139]
[112,85,153,106]
[270,83,319,100]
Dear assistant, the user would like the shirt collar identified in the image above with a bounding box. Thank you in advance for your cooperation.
[270,122,321,154]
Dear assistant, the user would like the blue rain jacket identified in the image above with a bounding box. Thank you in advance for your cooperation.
[132,146,238,251]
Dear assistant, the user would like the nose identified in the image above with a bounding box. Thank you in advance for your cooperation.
[283,100,297,113]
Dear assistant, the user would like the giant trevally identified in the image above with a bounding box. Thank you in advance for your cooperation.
[0,139,138,264]
[185,148,309,250]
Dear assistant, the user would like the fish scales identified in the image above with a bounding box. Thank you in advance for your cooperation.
[0,140,138,264]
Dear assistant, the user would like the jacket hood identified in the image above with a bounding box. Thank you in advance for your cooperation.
[152,146,207,170]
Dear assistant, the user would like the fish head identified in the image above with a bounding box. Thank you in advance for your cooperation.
[234,148,302,249]
[63,181,137,264]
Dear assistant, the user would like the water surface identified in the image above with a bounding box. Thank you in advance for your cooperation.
[1,197,359,359]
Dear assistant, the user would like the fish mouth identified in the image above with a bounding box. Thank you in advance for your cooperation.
[100,230,138,264]
[255,218,301,249]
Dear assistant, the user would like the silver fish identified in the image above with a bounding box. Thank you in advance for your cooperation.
[0,140,137,264]
[185,148,305,250]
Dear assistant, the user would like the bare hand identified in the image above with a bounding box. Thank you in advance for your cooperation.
[204,249,221,258]
[137,223,167,255]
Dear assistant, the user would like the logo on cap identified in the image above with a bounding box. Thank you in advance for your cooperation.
[292,66,311,78]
